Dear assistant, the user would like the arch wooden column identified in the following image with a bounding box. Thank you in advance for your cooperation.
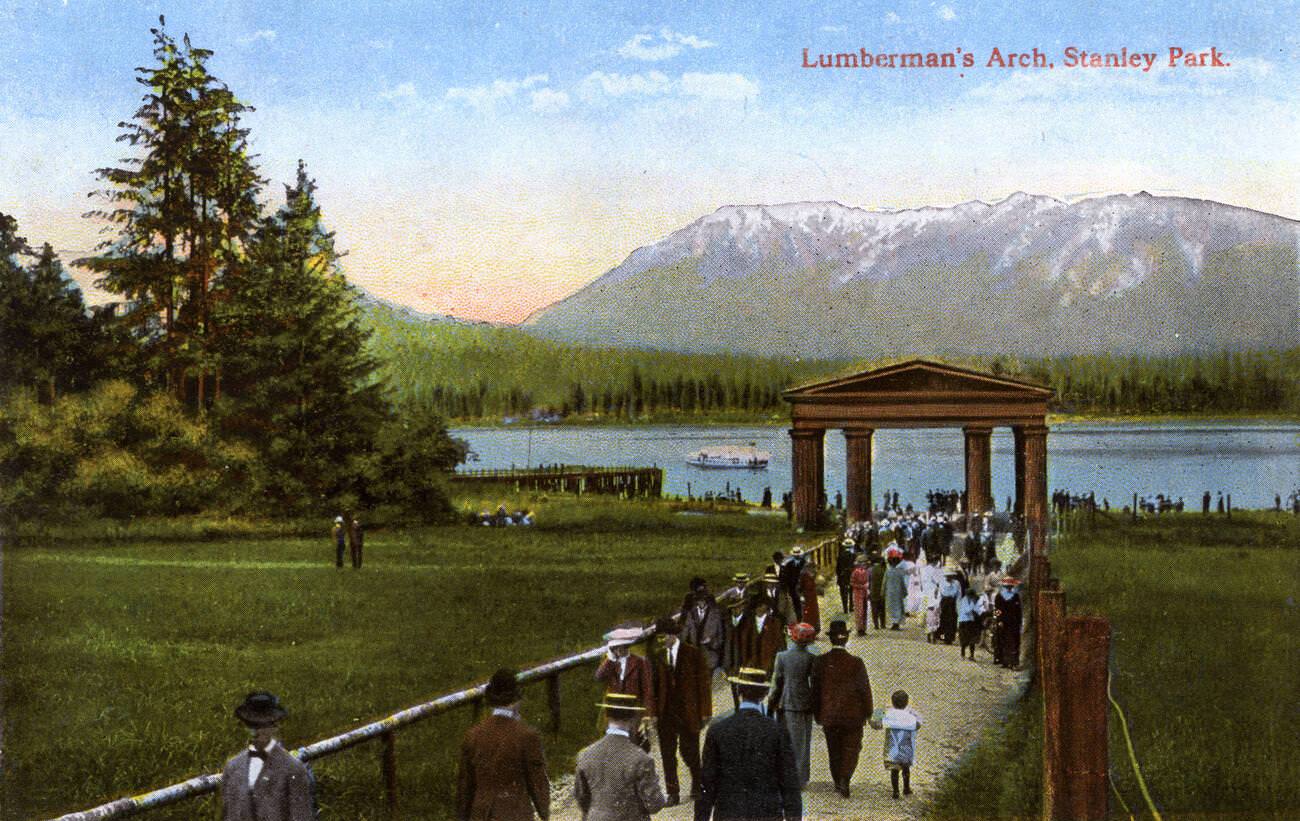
[1023,423,1049,568]
[843,428,874,524]
[1013,425,1027,517]
[783,360,1052,541]
[789,428,825,530]
[964,425,993,520]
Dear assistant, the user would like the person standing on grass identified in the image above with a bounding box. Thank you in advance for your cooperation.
[695,667,802,821]
[650,617,711,805]
[869,690,922,801]
[769,623,818,788]
[811,620,872,798]
[850,554,870,636]
[347,516,363,569]
[222,691,317,821]
[332,516,346,568]
[992,577,1023,669]
[457,668,551,821]
[575,693,666,821]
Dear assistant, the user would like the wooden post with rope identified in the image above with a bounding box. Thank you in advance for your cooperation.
[1059,615,1111,820]
[1037,584,1067,820]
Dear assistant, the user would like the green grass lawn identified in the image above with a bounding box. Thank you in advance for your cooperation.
[928,511,1300,820]
[2,496,816,820]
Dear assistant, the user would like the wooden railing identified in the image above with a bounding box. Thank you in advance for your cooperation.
[50,623,658,820]
[451,465,663,498]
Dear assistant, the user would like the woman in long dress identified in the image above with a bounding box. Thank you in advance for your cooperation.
[883,551,909,629]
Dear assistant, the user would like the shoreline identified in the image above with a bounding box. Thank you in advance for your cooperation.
[449,411,1300,430]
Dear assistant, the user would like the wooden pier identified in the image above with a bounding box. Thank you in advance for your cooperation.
[450,465,663,498]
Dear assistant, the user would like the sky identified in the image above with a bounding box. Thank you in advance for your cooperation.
[2,0,1297,323]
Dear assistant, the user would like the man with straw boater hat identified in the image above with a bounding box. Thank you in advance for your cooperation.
[455,668,551,821]
[696,667,802,821]
[574,693,666,821]
[221,691,316,821]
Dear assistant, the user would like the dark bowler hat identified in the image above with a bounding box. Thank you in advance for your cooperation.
[828,620,850,639]
[235,691,288,728]
[654,616,682,635]
[484,668,523,707]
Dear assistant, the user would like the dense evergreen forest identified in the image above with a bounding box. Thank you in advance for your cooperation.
[1,21,464,523]
[365,303,1300,422]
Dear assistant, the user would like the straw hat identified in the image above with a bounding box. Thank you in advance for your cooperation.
[603,625,644,648]
[726,667,773,688]
[788,623,817,644]
[595,692,646,712]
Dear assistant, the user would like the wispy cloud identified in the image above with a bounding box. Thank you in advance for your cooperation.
[820,25,847,33]
[366,38,394,51]
[937,5,957,21]
[884,11,902,24]
[238,29,277,44]
[617,28,716,61]
[530,88,571,114]
[446,74,549,109]
[580,71,673,99]
[680,72,758,100]
[380,82,418,101]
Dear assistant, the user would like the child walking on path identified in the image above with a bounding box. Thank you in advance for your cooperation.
[871,690,923,800]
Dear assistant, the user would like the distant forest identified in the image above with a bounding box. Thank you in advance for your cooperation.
[364,304,1300,422]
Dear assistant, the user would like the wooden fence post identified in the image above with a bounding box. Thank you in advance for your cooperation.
[547,674,562,734]
[1059,615,1111,821]
[1037,587,1067,820]
[382,730,398,816]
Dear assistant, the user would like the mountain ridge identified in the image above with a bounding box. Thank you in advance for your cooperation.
[522,192,1299,358]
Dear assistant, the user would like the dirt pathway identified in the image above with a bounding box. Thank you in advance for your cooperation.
[552,581,1026,820]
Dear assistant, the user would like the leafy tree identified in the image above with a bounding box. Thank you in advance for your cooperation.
[368,403,468,520]
[82,17,263,408]
[214,161,388,511]
[0,213,100,401]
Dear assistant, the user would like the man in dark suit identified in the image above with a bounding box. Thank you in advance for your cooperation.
[739,592,787,675]
[651,616,713,805]
[811,620,873,797]
[456,668,551,821]
[695,667,802,821]
[221,691,317,821]
[682,586,725,674]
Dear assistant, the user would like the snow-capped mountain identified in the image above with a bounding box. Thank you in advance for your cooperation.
[524,193,1299,358]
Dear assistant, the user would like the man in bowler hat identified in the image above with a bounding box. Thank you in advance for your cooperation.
[574,693,666,821]
[811,620,873,797]
[650,616,712,805]
[456,668,551,821]
[221,691,317,821]
[695,667,802,821]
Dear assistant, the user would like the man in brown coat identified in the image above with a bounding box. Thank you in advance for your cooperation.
[221,691,316,821]
[810,621,873,797]
[650,616,712,805]
[456,668,551,821]
[574,693,666,821]
[740,592,787,675]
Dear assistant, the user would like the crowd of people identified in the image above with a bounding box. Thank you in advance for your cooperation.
[476,503,536,527]
[238,506,1024,820]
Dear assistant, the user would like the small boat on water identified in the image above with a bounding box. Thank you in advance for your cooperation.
[686,444,771,469]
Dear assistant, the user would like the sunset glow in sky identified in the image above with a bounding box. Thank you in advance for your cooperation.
[2,1,1297,323]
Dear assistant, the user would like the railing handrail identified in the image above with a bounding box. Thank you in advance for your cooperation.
[49,627,653,821]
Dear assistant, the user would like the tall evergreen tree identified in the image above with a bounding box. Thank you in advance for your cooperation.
[214,161,387,509]
[82,18,263,408]
[0,213,99,400]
